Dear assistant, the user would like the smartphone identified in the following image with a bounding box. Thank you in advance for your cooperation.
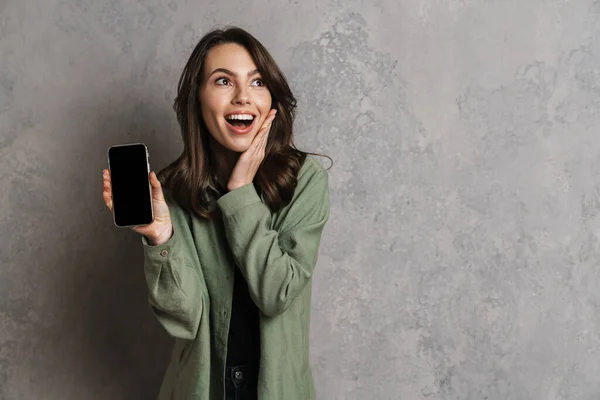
[107,143,154,228]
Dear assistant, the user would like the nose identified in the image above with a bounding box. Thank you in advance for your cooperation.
[232,85,251,105]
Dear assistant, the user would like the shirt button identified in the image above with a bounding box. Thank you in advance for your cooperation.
[234,370,243,380]
[160,249,168,257]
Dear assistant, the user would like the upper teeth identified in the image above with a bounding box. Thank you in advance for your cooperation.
[226,114,254,120]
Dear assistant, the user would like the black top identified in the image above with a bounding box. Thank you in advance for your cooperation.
[225,264,261,366]
[210,185,261,367]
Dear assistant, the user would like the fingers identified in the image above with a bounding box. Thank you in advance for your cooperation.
[103,191,113,211]
[258,126,269,154]
[259,114,274,150]
[250,111,276,155]
[149,171,159,188]
[264,110,276,131]
[102,169,113,211]
[257,110,276,137]
[149,171,165,201]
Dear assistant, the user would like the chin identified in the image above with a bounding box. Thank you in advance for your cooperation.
[228,145,250,153]
[224,139,252,153]
[223,133,257,152]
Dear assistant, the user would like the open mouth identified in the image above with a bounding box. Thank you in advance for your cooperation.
[224,114,256,134]
[226,118,253,128]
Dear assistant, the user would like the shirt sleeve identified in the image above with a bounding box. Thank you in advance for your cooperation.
[141,198,207,339]
[216,162,330,317]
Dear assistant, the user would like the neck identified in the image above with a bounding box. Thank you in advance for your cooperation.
[208,137,239,188]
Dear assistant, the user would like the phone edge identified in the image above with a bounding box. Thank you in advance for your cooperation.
[107,143,155,229]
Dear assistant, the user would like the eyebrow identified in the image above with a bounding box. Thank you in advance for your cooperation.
[208,68,260,78]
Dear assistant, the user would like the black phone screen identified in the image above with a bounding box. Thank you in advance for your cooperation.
[108,144,153,227]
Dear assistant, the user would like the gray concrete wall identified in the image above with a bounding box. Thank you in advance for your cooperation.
[2,0,600,399]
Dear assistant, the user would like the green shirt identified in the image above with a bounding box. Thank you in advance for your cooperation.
[141,156,330,399]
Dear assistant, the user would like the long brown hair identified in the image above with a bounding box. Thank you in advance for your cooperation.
[158,26,330,219]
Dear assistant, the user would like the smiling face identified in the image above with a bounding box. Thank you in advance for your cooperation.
[198,43,272,153]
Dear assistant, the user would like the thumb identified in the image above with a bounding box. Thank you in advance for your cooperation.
[150,172,165,200]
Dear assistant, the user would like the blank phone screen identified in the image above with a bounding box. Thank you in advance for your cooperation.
[108,144,153,227]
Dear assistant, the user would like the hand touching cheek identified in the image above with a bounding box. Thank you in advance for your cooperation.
[227,109,277,192]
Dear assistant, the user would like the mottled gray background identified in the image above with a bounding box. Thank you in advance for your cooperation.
[2,0,600,399]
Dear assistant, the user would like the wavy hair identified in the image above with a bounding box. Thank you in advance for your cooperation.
[158,26,330,219]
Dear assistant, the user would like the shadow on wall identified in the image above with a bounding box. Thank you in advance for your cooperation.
[57,91,175,399]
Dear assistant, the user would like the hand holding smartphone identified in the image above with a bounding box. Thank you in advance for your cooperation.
[103,143,173,245]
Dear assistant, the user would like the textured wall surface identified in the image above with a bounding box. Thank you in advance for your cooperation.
[2,0,600,399]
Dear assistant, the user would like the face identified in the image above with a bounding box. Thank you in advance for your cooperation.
[199,43,272,153]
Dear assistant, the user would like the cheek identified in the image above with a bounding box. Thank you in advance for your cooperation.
[200,103,224,133]
[261,104,271,114]
[199,88,222,117]
[199,105,210,124]
[201,98,216,116]
[199,104,223,141]
[255,89,272,104]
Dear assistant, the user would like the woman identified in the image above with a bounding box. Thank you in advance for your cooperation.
[102,26,330,400]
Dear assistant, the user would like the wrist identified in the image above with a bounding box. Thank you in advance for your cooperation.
[227,181,251,192]
[148,224,173,246]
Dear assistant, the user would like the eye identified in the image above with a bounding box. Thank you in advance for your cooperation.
[215,77,230,86]
[252,79,265,87]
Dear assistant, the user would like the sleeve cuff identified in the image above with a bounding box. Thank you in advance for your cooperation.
[141,227,180,266]
[217,183,262,218]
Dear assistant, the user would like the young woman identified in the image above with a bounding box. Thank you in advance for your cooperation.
[102,26,330,400]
